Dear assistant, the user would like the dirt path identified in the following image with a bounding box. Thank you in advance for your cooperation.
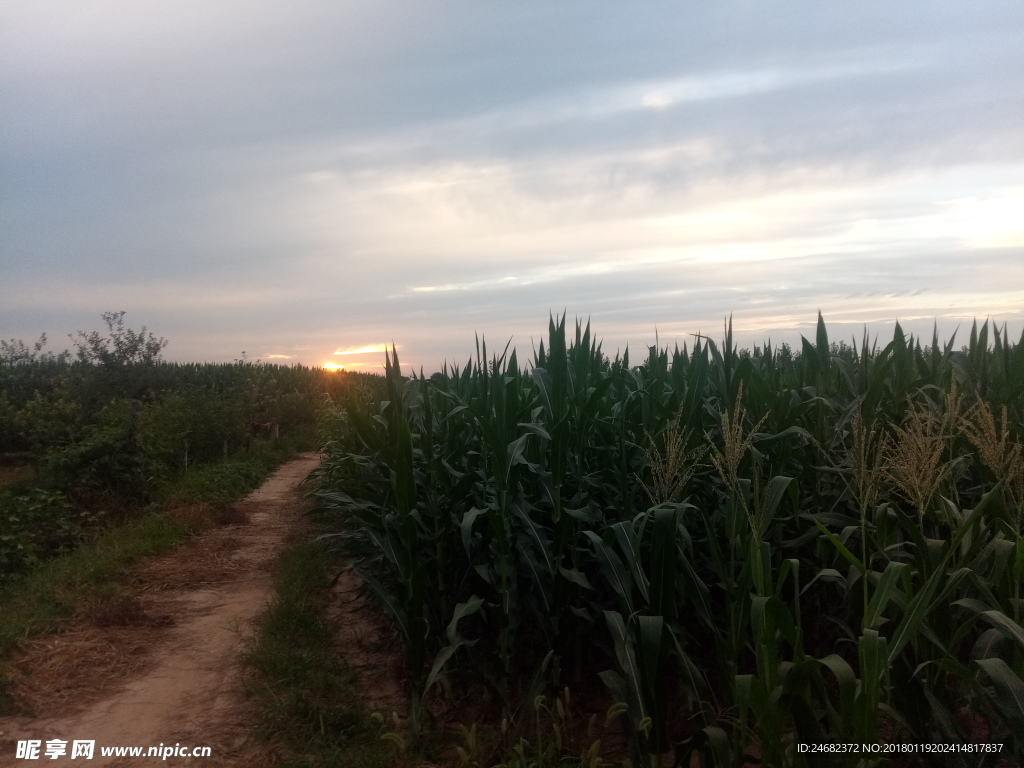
[0,453,322,767]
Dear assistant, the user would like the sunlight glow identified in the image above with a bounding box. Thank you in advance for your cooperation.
[941,191,1024,249]
[333,344,391,356]
[322,361,378,370]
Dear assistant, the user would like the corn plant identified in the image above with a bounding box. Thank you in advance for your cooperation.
[315,313,1024,767]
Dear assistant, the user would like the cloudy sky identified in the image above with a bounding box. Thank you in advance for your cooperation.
[3,1,1023,372]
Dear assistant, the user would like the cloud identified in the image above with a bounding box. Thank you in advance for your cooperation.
[334,344,392,356]
[3,1,1023,369]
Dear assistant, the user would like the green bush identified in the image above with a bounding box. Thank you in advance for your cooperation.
[0,487,105,579]
[0,311,354,579]
[38,399,145,499]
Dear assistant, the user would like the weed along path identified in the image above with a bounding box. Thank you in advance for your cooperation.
[0,453,322,767]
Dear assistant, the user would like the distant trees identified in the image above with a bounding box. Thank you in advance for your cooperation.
[70,311,168,367]
[1,312,343,579]
[0,334,70,367]
[2,311,166,369]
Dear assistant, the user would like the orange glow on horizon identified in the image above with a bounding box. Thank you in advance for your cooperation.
[321,361,379,371]
[334,344,392,356]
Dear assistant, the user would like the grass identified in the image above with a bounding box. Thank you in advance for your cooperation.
[162,442,288,504]
[0,445,302,713]
[241,534,391,768]
[0,511,186,655]
[243,524,623,768]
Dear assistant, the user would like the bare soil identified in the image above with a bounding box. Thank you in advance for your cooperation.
[0,465,31,489]
[0,454,328,767]
[329,570,406,716]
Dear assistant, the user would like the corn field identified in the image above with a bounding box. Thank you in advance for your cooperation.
[314,314,1024,767]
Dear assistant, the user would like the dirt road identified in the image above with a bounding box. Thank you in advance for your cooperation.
[0,453,321,767]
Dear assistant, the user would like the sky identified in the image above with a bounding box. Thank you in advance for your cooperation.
[3,1,1023,374]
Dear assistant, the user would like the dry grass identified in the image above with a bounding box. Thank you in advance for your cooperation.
[3,622,165,717]
[3,595,177,716]
[165,501,217,532]
[212,502,252,526]
[0,464,31,489]
[128,502,252,590]
[89,596,175,629]
[164,500,252,532]
[133,533,244,592]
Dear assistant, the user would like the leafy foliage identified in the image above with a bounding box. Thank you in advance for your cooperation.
[0,313,345,580]
[316,313,1024,767]
[70,311,168,367]
[0,487,104,577]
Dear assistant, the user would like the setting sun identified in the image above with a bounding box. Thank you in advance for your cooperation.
[321,361,378,371]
